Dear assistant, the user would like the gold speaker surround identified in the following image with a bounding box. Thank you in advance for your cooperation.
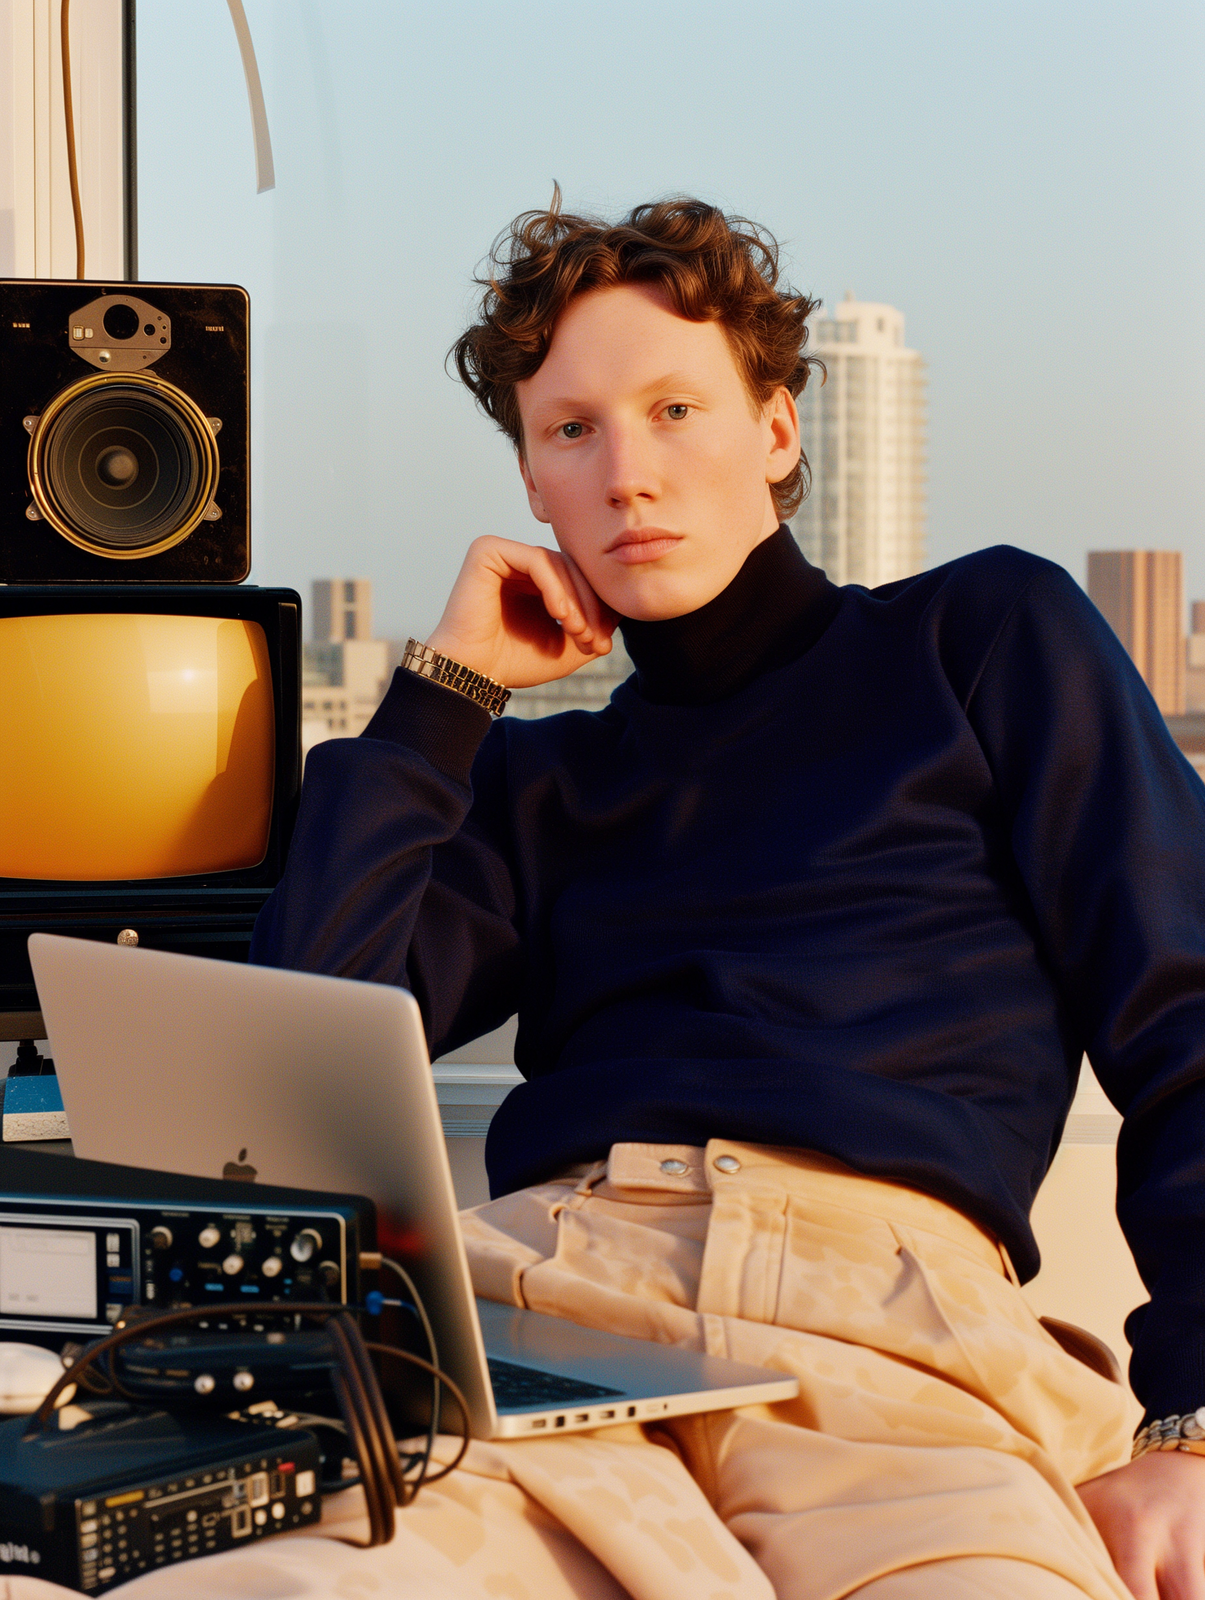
[26,371,221,561]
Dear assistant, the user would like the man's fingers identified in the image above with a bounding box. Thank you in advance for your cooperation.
[558,550,618,650]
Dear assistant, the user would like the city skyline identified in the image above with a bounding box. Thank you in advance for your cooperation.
[132,1,1204,641]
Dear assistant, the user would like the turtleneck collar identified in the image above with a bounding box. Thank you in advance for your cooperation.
[617,525,841,706]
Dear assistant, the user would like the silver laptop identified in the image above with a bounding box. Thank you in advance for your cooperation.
[28,934,797,1438]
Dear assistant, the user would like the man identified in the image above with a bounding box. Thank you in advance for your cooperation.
[253,196,1205,1598]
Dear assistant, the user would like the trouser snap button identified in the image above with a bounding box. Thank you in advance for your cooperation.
[713,1154,741,1174]
[659,1158,689,1175]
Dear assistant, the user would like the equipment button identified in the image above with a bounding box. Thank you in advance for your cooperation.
[168,1266,184,1283]
[262,1256,283,1277]
[290,1229,321,1263]
[106,1233,120,1251]
[271,1502,285,1519]
[107,1253,120,1267]
[222,1254,244,1276]
[198,1225,222,1249]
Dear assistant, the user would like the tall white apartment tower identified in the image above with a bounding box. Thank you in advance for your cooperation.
[794,295,927,589]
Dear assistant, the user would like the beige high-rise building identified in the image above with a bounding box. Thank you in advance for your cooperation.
[311,579,374,643]
[794,295,927,589]
[1086,551,1184,716]
[302,579,398,750]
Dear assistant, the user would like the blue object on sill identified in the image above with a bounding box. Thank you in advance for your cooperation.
[1,1072,70,1142]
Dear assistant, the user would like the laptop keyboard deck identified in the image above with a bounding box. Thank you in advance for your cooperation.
[487,1356,624,1410]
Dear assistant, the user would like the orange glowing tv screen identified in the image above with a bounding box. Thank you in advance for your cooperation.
[0,586,300,1013]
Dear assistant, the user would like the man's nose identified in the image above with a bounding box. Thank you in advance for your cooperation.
[603,428,658,508]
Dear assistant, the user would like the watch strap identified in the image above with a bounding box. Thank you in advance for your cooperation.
[400,638,511,718]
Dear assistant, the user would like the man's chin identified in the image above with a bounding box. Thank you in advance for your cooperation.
[608,578,730,624]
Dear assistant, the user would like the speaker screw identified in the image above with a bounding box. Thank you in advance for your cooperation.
[97,350,111,364]
[22,416,37,432]
[24,503,41,521]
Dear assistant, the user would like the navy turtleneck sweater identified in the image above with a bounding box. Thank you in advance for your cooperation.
[250,529,1205,1419]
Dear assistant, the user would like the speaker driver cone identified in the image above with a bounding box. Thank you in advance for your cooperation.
[28,373,219,558]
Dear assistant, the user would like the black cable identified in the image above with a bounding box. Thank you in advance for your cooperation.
[324,1315,395,1544]
[379,1256,441,1470]
[25,1299,470,1548]
[365,1343,472,1486]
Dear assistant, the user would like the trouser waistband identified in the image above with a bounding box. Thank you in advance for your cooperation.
[565,1140,1014,1280]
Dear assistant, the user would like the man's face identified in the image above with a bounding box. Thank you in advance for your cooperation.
[515,283,799,621]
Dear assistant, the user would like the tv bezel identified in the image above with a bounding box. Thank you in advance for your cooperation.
[0,585,300,1017]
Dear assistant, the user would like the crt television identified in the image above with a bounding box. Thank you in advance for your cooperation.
[0,584,300,1019]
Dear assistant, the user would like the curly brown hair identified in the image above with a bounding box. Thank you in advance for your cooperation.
[451,193,823,520]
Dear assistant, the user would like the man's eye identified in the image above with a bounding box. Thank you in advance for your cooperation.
[665,405,689,420]
[559,422,585,439]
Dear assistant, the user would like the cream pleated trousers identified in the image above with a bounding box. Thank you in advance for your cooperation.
[67,1141,1135,1600]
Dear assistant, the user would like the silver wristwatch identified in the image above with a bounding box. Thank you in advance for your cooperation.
[1132,1408,1205,1458]
[400,638,511,718]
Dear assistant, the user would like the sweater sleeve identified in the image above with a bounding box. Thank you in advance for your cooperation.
[249,667,525,1059]
[959,558,1205,1419]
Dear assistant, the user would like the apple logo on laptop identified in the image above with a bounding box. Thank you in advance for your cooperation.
[222,1148,258,1182]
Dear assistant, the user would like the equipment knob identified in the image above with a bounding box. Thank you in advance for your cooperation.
[318,1260,340,1292]
[222,1254,244,1276]
[194,1374,215,1395]
[261,1256,283,1278]
[290,1229,321,1263]
[198,1226,221,1250]
[149,1227,173,1251]
[232,1370,255,1392]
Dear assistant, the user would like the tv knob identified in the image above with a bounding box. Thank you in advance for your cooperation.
[222,1254,244,1276]
[198,1226,221,1250]
[149,1227,173,1251]
[261,1256,283,1278]
[290,1229,321,1263]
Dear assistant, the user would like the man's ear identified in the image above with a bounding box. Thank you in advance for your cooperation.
[518,453,552,524]
[764,388,800,487]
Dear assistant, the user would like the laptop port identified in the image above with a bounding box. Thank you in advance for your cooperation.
[529,1418,546,1429]
[249,1473,270,1507]
[573,1413,589,1423]
[599,1409,615,1419]
[626,1405,637,1417]
[554,1416,565,1427]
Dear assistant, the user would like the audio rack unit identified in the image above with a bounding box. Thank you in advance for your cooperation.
[0,1146,373,1347]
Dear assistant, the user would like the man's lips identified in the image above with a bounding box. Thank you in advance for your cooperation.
[604,529,683,565]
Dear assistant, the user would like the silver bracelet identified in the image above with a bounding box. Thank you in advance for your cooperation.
[400,638,511,718]
[1132,1408,1205,1458]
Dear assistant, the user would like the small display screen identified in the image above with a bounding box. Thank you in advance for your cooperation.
[0,1226,97,1320]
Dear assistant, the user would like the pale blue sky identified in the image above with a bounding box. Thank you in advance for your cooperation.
[137,0,1205,639]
